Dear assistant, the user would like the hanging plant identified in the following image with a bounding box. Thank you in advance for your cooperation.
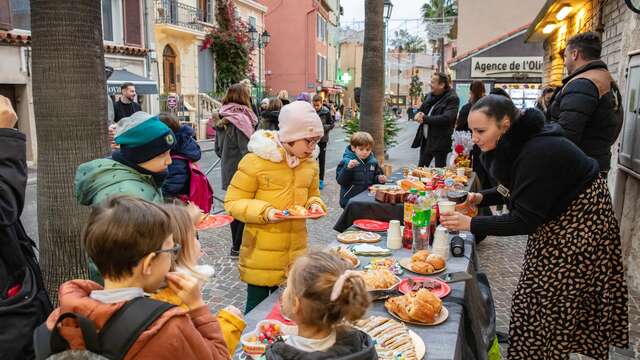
[203,0,253,94]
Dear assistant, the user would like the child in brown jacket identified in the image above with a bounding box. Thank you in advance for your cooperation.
[44,195,229,359]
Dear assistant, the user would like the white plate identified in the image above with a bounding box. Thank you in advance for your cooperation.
[398,257,447,275]
[386,304,449,326]
[409,329,426,359]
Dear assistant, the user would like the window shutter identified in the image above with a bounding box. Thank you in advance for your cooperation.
[123,0,142,47]
[0,0,12,31]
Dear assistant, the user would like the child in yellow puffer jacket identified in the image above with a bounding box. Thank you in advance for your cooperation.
[151,204,245,356]
[224,101,328,314]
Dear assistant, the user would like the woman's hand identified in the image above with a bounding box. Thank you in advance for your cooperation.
[439,212,472,232]
[166,272,205,310]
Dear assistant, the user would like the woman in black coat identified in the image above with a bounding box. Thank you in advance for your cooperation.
[441,95,628,360]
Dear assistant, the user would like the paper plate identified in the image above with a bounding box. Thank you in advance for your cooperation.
[398,277,451,298]
[337,231,382,244]
[196,215,234,230]
[385,304,449,326]
[409,330,427,359]
[398,257,447,275]
[353,219,389,232]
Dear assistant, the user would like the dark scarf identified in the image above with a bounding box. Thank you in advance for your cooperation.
[484,108,546,189]
[111,150,168,186]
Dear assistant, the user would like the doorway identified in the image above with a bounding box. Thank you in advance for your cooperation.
[163,45,178,93]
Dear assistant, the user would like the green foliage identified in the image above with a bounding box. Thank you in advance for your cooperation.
[409,73,423,104]
[390,29,427,53]
[206,0,252,96]
[343,111,400,150]
[421,0,457,19]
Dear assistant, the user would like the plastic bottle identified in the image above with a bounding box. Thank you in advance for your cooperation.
[412,191,432,252]
[403,189,418,249]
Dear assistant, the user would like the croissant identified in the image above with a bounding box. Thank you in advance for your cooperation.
[426,254,446,270]
[386,296,412,321]
[411,250,430,263]
[412,261,434,274]
[415,289,442,314]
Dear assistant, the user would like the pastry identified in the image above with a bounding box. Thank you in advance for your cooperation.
[412,261,434,274]
[411,168,432,178]
[287,205,308,216]
[361,269,399,290]
[352,316,418,360]
[385,289,443,324]
[330,247,359,268]
[411,250,430,263]
[426,254,446,270]
[398,179,426,192]
[336,231,381,244]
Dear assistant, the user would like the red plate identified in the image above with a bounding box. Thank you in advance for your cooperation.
[398,277,451,298]
[266,301,296,326]
[196,215,234,230]
[353,219,389,232]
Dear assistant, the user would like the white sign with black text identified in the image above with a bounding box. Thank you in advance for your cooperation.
[471,57,544,78]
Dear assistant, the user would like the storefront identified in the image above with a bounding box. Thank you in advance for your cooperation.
[448,26,545,109]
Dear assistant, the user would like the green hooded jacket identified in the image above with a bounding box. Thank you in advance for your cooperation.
[75,158,163,206]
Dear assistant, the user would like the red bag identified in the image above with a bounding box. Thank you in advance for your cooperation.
[172,155,214,213]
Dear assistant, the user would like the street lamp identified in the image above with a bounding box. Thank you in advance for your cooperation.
[383,0,393,100]
[248,25,270,102]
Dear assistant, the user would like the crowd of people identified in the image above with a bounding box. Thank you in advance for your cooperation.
[0,31,630,360]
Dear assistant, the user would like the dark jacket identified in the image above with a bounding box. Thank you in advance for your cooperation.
[260,110,280,131]
[471,109,599,236]
[336,145,384,208]
[162,125,202,198]
[214,115,250,190]
[113,100,141,123]
[547,60,623,172]
[456,102,472,132]
[265,329,378,360]
[316,105,335,143]
[411,89,460,153]
[0,129,52,359]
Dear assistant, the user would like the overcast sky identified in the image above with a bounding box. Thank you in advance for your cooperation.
[341,0,430,39]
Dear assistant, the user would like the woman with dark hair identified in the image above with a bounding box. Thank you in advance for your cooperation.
[214,83,258,258]
[489,87,511,99]
[535,86,555,114]
[456,80,485,131]
[440,95,628,360]
[260,97,283,130]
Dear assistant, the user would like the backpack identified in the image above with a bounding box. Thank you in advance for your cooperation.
[33,297,174,360]
[173,155,214,213]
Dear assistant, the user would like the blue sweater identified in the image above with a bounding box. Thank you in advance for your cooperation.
[336,145,384,208]
[162,125,202,198]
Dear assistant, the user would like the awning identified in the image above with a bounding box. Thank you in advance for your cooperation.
[107,69,159,95]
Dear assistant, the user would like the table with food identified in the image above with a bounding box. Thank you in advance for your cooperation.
[234,166,496,360]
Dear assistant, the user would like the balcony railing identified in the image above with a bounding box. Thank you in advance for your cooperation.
[154,0,205,32]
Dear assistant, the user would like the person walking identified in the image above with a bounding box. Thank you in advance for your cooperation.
[214,84,258,258]
[547,32,623,174]
[113,82,141,123]
[260,97,283,131]
[411,73,460,167]
[312,95,333,190]
[440,95,628,360]
[535,86,555,114]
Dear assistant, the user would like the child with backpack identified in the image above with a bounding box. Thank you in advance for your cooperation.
[264,251,375,359]
[151,204,245,356]
[159,113,213,213]
[36,196,229,359]
[224,101,327,313]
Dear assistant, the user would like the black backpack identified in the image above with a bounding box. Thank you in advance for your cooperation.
[33,297,174,360]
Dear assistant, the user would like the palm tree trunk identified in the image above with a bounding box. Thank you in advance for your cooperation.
[360,0,385,163]
[31,0,110,301]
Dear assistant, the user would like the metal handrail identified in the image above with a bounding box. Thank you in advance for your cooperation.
[154,0,205,32]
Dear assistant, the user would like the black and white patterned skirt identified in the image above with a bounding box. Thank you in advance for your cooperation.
[508,176,629,360]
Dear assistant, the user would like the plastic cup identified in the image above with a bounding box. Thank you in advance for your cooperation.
[438,201,456,215]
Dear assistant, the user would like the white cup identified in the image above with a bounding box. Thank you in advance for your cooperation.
[432,225,449,249]
[386,220,402,250]
[457,167,466,177]
[438,201,456,215]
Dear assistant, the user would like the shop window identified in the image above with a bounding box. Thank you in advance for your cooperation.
[102,0,124,43]
[10,0,30,30]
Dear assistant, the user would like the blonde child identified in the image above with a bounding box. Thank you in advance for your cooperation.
[224,101,328,313]
[264,251,374,358]
[151,204,246,356]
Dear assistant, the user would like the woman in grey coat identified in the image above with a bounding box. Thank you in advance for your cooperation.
[214,84,258,257]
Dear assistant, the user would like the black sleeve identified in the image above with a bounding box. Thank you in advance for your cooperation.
[556,79,599,144]
[0,129,27,227]
[417,100,429,114]
[336,160,354,185]
[425,96,460,127]
[456,104,470,131]
[470,212,535,236]
[478,187,505,207]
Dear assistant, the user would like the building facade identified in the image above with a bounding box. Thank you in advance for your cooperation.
[387,49,437,108]
[526,0,640,301]
[263,0,341,101]
[233,0,268,98]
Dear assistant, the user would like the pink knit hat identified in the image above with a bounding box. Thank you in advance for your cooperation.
[278,101,325,142]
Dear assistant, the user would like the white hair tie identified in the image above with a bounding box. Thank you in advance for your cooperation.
[330,270,362,301]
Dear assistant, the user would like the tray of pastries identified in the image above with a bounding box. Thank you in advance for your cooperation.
[352,316,425,360]
[399,250,447,275]
[330,246,360,268]
[385,289,448,326]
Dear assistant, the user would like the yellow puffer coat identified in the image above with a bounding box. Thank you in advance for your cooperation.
[224,130,327,287]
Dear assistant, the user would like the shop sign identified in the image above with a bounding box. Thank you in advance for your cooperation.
[471,57,543,78]
[167,95,178,110]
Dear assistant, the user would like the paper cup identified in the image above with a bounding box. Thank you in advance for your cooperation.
[438,201,456,215]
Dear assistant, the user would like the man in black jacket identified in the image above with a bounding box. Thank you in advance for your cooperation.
[113,82,141,123]
[313,94,335,190]
[411,73,460,167]
[0,96,52,359]
[547,32,622,174]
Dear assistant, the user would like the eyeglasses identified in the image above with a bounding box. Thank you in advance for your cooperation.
[304,138,320,147]
[154,243,181,257]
